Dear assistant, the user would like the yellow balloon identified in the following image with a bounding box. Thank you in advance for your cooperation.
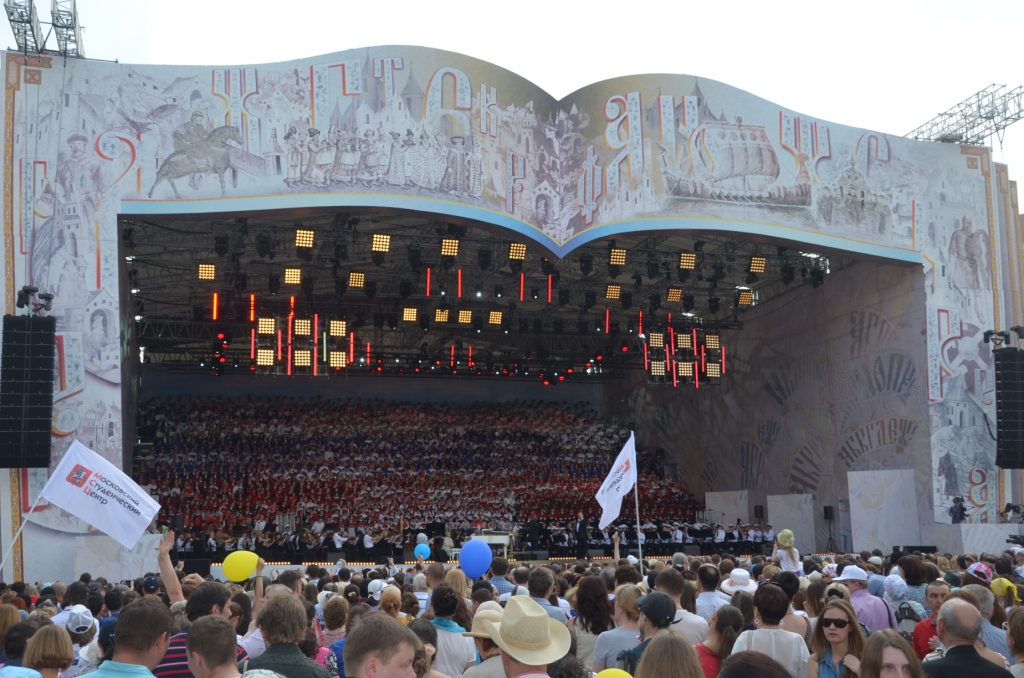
[595,671,632,678]
[222,550,258,582]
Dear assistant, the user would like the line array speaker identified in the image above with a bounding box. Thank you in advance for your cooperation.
[996,347,1024,468]
[0,315,55,468]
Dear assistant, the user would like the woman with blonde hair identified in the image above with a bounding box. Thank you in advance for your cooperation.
[379,586,409,625]
[633,629,705,678]
[592,584,643,673]
[808,599,866,678]
[773,529,802,575]
[444,568,472,603]
[24,625,74,678]
[0,604,20,664]
[1006,607,1024,676]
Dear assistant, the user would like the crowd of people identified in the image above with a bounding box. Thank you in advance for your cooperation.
[4,534,1024,678]
[133,397,700,553]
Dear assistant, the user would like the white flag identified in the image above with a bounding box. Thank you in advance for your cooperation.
[40,440,161,550]
[595,432,638,530]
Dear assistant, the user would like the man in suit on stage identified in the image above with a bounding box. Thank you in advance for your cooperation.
[922,598,1012,678]
[574,511,589,560]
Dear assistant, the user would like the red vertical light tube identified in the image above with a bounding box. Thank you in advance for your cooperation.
[250,328,255,359]
[519,272,525,301]
[349,332,355,364]
[277,329,282,360]
[426,267,432,296]
[290,296,295,311]
[668,327,675,355]
[722,345,726,375]
[604,308,610,334]
[547,275,553,303]
[457,269,463,298]
[643,342,649,370]
[692,329,698,356]
[212,293,218,320]
[249,294,255,322]
[638,310,644,337]
[701,344,706,373]
[695,363,700,389]
[468,345,473,367]
[670,346,677,388]
[451,344,456,367]
[287,315,293,376]
[313,314,319,376]
[366,342,371,366]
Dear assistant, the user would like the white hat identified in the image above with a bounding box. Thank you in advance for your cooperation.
[66,604,94,634]
[721,569,757,594]
[833,565,868,582]
[868,556,884,567]
[626,555,639,565]
[367,579,386,599]
[463,608,504,638]
[482,596,570,665]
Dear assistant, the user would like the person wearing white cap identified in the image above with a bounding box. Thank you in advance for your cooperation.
[833,565,897,634]
[482,596,570,678]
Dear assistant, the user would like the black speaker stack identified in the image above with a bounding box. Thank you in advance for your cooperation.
[996,347,1024,468]
[1,315,55,468]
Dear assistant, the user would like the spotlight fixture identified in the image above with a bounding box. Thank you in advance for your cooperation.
[677,333,692,350]
[267,274,281,295]
[749,256,767,274]
[609,247,627,266]
[334,241,349,261]
[780,264,795,285]
[579,253,593,277]
[621,292,633,310]
[435,308,449,323]
[678,269,691,283]
[233,273,248,292]
[371,233,391,253]
[349,271,365,288]
[365,280,377,298]
[649,332,665,348]
[679,252,697,269]
[214,236,229,258]
[284,268,301,284]
[478,248,492,271]
[372,251,385,267]
[707,296,720,313]
[407,246,421,271]
[419,316,430,332]
[650,361,666,377]
[541,258,556,276]
[710,263,726,282]
[15,285,37,308]
[705,334,721,349]
[489,311,503,325]
[458,310,473,324]
[300,278,314,297]
[334,277,348,295]
[329,320,348,336]
[494,285,504,298]
[256,348,275,366]
[667,288,682,303]
[647,259,660,280]
[682,295,695,312]
[402,308,417,322]
[258,318,276,334]
[608,264,622,279]
[810,268,825,288]
[509,242,527,260]
[558,289,571,306]
[606,284,622,300]
[531,287,540,300]
[293,320,311,336]
[256,235,273,258]
[329,351,347,367]
[475,284,483,298]
[707,363,722,378]
[198,264,216,280]
[583,291,597,309]
[648,294,661,311]
[745,271,759,285]
[441,238,460,257]
[677,361,694,377]
[738,290,754,305]
[399,280,412,299]
[693,241,705,253]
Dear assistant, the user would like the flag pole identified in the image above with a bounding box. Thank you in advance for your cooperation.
[634,469,644,575]
[0,492,45,576]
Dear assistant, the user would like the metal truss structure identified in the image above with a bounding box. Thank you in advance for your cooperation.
[907,84,1024,146]
[124,208,847,378]
[4,0,84,57]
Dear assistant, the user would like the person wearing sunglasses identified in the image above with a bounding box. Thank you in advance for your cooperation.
[808,599,866,678]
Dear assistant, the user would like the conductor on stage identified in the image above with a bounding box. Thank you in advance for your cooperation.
[575,510,589,559]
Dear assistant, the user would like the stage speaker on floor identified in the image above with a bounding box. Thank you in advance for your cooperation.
[183,559,211,577]
[996,347,1024,468]
[0,315,55,468]
[824,506,835,521]
[754,505,764,519]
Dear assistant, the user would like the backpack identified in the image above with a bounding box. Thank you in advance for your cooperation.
[895,601,921,641]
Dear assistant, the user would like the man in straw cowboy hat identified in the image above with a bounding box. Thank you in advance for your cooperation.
[481,596,570,678]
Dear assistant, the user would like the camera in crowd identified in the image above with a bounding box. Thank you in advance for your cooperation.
[953,496,965,505]
[1007,534,1024,547]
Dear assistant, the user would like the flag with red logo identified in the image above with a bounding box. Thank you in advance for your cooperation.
[595,432,638,529]
[40,440,161,549]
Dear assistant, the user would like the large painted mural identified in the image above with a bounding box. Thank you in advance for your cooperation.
[1,45,1020,575]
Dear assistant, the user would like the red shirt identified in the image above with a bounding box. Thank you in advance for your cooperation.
[912,616,937,660]
[696,643,721,678]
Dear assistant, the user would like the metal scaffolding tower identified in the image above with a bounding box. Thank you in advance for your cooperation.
[906,84,1024,146]
[4,0,85,57]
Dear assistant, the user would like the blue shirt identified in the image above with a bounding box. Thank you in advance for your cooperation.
[80,660,155,678]
[330,637,347,678]
[981,619,1012,663]
[816,647,847,678]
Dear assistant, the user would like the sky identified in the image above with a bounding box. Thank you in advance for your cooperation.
[4,0,1024,187]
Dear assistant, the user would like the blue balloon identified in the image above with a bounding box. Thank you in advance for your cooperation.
[414,543,431,560]
[459,538,492,578]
